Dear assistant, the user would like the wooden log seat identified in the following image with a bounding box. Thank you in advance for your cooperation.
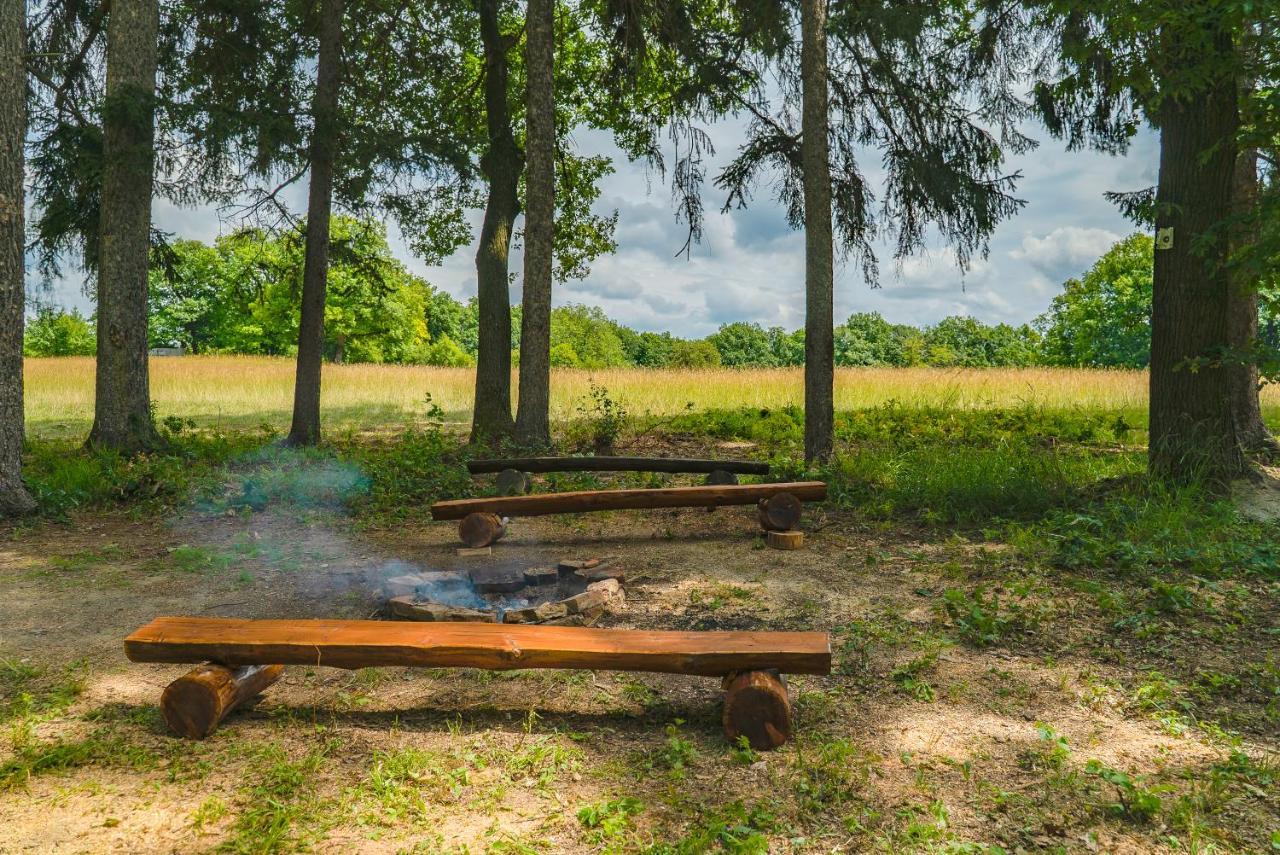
[126,617,831,747]
[432,481,826,546]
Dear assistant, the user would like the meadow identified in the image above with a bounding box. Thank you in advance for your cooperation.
[5,355,1280,853]
[22,354,1222,439]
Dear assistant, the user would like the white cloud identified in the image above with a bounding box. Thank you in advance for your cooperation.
[1010,226,1122,284]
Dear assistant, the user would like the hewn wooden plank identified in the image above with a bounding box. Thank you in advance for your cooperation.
[467,456,770,475]
[125,618,832,676]
[430,481,827,521]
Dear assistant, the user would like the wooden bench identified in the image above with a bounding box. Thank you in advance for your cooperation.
[468,456,770,494]
[125,617,831,749]
[432,481,828,547]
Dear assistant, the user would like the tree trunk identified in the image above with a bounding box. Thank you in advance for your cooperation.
[1148,30,1245,481]
[88,0,160,453]
[800,0,833,465]
[0,0,35,515]
[514,0,554,450]
[287,0,344,447]
[1226,144,1276,457]
[470,0,520,445]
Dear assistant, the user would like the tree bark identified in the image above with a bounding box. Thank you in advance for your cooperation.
[0,0,35,515]
[514,0,554,449]
[800,0,833,465]
[470,0,520,445]
[88,0,160,454]
[1148,28,1246,481]
[1226,143,1276,457]
[287,0,344,447]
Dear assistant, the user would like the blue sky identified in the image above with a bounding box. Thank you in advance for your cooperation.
[37,119,1159,339]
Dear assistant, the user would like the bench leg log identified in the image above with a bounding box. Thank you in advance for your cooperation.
[459,512,507,548]
[757,492,803,532]
[161,663,284,739]
[722,669,792,750]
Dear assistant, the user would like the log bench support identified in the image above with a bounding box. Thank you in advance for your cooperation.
[722,669,792,750]
[160,663,284,739]
[128,618,829,747]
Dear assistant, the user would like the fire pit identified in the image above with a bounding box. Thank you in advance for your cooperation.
[382,558,625,626]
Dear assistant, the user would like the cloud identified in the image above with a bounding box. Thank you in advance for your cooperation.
[1009,226,1121,284]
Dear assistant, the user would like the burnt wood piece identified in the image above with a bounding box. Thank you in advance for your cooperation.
[494,468,532,496]
[160,663,284,739]
[431,481,827,521]
[459,512,506,548]
[757,492,803,531]
[125,617,832,677]
[722,669,792,750]
[467,456,769,475]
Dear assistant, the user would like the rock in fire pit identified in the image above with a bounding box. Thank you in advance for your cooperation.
[383,558,625,626]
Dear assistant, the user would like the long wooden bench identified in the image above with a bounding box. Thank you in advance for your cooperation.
[432,481,828,547]
[126,617,831,749]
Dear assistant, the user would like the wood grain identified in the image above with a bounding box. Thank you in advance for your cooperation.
[723,669,792,750]
[160,663,283,739]
[430,481,827,520]
[467,456,769,475]
[126,618,832,677]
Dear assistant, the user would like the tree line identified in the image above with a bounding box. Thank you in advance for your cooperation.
[1,0,1279,516]
[28,225,1275,371]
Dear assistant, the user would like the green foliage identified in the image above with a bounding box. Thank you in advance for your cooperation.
[23,307,96,356]
[1036,234,1154,368]
[1084,760,1165,822]
[643,801,775,855]
[940,588,1015,647]
[148,217,444,363]
[568,383,629,454]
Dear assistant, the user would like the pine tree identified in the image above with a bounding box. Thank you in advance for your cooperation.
[88,0,161,453]
[0,0,36,515]
[514,0,556,449]
[287,0,344,446]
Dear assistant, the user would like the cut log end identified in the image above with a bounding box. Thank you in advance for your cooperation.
[723,669,792,751]
[757,492,803,531]
[495,469,532,496]
[459,512,506,548]
[160,663,283,739]
[704,469,739,486]
[764,529,804,550]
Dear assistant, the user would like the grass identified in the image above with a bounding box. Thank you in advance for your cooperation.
[22,355,1224,439]
[5,362,1280,852]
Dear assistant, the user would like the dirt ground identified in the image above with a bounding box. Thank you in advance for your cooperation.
[1,492,1277,853]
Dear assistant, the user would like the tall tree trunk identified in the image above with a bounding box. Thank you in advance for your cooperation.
[88,0,159,453]
[0,0,35,515]
[470,0,520,445]
[800,0,833,464]
[1148,29,1245,480]
[514,0,554,449]
[1226,143,1277,457]
[287,0,343,447]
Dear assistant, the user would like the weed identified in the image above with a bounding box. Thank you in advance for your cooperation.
[940,587,1014,647]
[1084,760,1165,821]
[578,797,644,848]
[891,652,938,701]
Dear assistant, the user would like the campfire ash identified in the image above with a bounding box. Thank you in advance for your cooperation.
[383,558,625,625]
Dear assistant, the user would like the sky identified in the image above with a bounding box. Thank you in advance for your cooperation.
[37,118,1160,339]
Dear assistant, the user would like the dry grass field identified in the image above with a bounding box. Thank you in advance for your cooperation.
[24,354,1233,439]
